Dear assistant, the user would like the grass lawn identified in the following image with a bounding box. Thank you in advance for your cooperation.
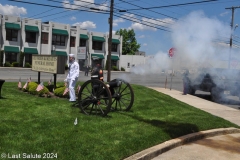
[0,82,239,160]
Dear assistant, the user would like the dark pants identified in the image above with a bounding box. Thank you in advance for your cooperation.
[85,70,89,76]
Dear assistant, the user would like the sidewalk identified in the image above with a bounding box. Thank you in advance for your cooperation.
[149,87,240,126]
[124,88,240,160]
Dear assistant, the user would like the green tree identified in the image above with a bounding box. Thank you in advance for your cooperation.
[115,29,141,55]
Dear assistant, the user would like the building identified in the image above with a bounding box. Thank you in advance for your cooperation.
[0,14,123,71]
[135,51,145,56]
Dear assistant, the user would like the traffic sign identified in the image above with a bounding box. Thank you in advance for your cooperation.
[168,48,176,58]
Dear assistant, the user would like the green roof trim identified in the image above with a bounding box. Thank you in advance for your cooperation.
[112,39,120,44]
[91,53,105,59]
[4,46,20,53]
[52,29,68,36]
[24,47,38,54]
[25,25,39,32]
[51,51,67,56]
[111,55,119,60]
[5,22,21,30]
[80,34,88,40]
[92,36,105,42]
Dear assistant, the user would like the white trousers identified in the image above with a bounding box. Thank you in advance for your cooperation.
[68,77,78,101]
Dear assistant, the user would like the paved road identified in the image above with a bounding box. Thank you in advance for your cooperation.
[0,67,239,109]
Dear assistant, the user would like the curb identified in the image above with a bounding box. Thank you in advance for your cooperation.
[124,127,240,160]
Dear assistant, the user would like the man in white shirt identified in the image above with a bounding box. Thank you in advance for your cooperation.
[64,54,79,102]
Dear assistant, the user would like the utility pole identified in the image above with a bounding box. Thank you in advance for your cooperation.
[225,6,240,69]
[107,0,114,82]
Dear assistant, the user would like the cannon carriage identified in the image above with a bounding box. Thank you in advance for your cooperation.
[77,65,134,116]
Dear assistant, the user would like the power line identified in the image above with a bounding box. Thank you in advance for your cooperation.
[35,0,107,21]
[8,0,109,13]
[116,12,171,30]
[118,0,219,11]
[47,0,106,8]
[47,0,174,26]
[118,0,178,20]
[137,0,187,16]
[29,8,58,18]
[114,13,171,32]
[9,0,173,31]
[116,9,174,25]
[42,1,173,32]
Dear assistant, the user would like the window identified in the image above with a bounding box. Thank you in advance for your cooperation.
[112,60,117,67]
[111,43,118,52]
[25,54,32,65]
[52,34,65,46]
[80,39,87,47]
[41,32,48,44]
[70,36,76,47]
[127,62,130,68]
[6,29,18,41]
[26,31,37,43]
[92,41,103,50]
[5,53,17,64]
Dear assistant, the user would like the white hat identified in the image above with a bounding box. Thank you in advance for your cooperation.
[69,54,75,57]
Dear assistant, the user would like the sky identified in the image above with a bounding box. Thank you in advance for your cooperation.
[0,0,239,56]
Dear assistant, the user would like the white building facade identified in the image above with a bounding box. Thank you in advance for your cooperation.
[0,14,124,71]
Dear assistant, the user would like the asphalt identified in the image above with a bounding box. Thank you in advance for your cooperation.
[124,88,240,160]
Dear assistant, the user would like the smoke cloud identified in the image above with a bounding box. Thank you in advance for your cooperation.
[129,11,240,102]
[131,11,235,74]
[171,11,231,70]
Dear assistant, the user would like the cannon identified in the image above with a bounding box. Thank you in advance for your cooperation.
[77,65,134,116]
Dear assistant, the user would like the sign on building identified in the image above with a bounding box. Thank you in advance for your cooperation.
[32,55,65,74]
[77,47,87,59]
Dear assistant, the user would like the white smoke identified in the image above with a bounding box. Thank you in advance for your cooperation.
[131,10,234,75]
[171,11,232,70]
[131,51,170,75]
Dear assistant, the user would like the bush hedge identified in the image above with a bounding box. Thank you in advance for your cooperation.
[12,62,19,67]
[19,82,83,99]
[54,86,69,98]
[22,82,50,97]
[25,62,31,68]
[112,66,118,71]
[121,67,125,71]
[4,62,11,67]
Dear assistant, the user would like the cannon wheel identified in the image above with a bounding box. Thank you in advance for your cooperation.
[78,79,112,116]
[110,79,134,111]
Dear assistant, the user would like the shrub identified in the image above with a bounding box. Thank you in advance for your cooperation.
[12,62,19,67]
[112,66,118,71]
[45,83,65,92]
[121,67,125,71]
[26,82,50,96]
[54,86,69,98]
[4,62,11,67]
[25,62,31,68]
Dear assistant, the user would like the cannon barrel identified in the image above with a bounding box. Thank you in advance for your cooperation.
[108,80,120,88]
